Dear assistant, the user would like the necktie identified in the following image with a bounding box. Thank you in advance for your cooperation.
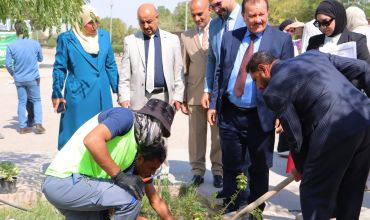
[202,26,209,50]
[146,35,155,93]
[234,34,256,97]
[223,19,229,33]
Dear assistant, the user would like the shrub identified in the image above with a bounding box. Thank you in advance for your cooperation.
[0,161,19,181]
[112,44,123,54]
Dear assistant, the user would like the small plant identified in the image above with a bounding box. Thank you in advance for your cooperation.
[250,207,263,220]
[0,161,19,181]
[211,173,248,220]
[140,181,207,219]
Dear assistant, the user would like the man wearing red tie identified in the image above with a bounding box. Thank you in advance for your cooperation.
[207,0,293,214]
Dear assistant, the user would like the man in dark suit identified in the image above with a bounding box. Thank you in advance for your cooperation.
[207,0,294,213]
[248,50,370,219]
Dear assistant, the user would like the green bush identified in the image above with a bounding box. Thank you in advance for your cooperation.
[46,37,56,48]
[0,198,64,220]
[112,44,123,54]
[0,161,19,181]
[140,182,208,219]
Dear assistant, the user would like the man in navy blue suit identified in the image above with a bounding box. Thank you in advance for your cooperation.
[207,0,294,213]
[248,50,370,219]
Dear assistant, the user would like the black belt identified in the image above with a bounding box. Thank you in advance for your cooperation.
[224,97,257,113]
[151,87,168,94]
[234,106,257,113]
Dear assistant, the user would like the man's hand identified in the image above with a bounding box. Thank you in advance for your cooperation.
[275,118,284,134]
[291,168,302,182]
[201,92,210,109]
[171,100,182,111]
[207,109,217,125]
[52,98,66,113]
[180,102,189,115]
[119,100,130,108]
[113,171,145,200]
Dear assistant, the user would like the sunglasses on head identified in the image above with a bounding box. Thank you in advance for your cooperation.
[210,1,222,10]
[313,18,334,28]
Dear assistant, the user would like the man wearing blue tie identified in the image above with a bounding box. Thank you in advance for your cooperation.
[208,0,294,214]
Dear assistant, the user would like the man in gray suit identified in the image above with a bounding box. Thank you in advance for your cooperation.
[248,50,370,219]
[181,0,223,188]
[118,3,184,111]
[201,0,245,108]
[118,3,185,179]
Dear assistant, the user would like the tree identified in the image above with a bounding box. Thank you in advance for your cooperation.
[173,1,195,31]
[268,0,322,25]
[157,6,179,31]
[99,18,126,45]
[99,17,138,53]
[0,0,85,31]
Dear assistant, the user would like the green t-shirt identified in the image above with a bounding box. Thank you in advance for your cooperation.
[45,114,138,179]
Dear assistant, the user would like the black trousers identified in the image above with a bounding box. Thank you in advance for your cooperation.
[300,126,370,220]
[218,98,274,211]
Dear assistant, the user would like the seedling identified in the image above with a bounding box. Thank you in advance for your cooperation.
[0,161,19,182]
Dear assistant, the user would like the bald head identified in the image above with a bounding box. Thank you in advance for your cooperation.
[190,0,211,28]
[137,3,158,36]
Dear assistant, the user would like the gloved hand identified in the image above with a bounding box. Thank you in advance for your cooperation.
[113,171,145,200]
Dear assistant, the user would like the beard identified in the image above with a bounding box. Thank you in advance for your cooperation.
[134,113,163,147]
[219,9,231,21]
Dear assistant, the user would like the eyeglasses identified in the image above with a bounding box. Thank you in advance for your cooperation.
[210,1,222,10]
[313,18,334,28]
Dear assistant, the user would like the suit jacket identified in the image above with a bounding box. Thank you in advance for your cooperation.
[263,51,370,172]
[181,27,208,105]
[118,29,185,110]
[204,11,245,92]
[307,28,370,63]
[211,25,294,132]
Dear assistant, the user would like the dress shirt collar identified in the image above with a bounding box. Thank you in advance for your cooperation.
[243,29,263,42]
[143,29,160,40]
[228,4,241,22]
[197,20,211,33]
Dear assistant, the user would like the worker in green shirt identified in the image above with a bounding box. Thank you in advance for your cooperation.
[42,99,175,220]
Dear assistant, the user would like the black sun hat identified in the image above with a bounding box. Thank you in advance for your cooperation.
[137,99,175,137]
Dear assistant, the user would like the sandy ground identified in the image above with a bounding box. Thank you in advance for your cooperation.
[0,48,369,219]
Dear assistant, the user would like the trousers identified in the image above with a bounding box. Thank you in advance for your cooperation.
[42,174,141,220]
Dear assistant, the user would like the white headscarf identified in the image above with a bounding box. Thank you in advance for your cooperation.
[346,6,368,31]
[72,5,100,54]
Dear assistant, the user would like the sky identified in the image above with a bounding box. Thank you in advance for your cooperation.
[89,0,185,28]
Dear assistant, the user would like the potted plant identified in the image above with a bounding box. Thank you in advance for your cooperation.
[0,161,19,193]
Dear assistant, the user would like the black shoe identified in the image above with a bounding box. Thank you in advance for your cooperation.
[249,215,263,220]
[222,198,239,213]
[213,175,223,188]
[215,190,226,198]
[191,175,204,186]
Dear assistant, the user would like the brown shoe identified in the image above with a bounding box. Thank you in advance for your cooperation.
[19,127,32,134]
[34,124,46,134]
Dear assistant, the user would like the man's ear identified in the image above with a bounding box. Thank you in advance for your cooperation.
[258,63,271,78]
[137,154,144,165]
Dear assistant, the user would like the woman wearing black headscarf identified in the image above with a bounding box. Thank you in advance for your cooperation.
[307,0,370,63]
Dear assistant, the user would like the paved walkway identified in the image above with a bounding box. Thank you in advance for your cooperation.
[0,48,369,219]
